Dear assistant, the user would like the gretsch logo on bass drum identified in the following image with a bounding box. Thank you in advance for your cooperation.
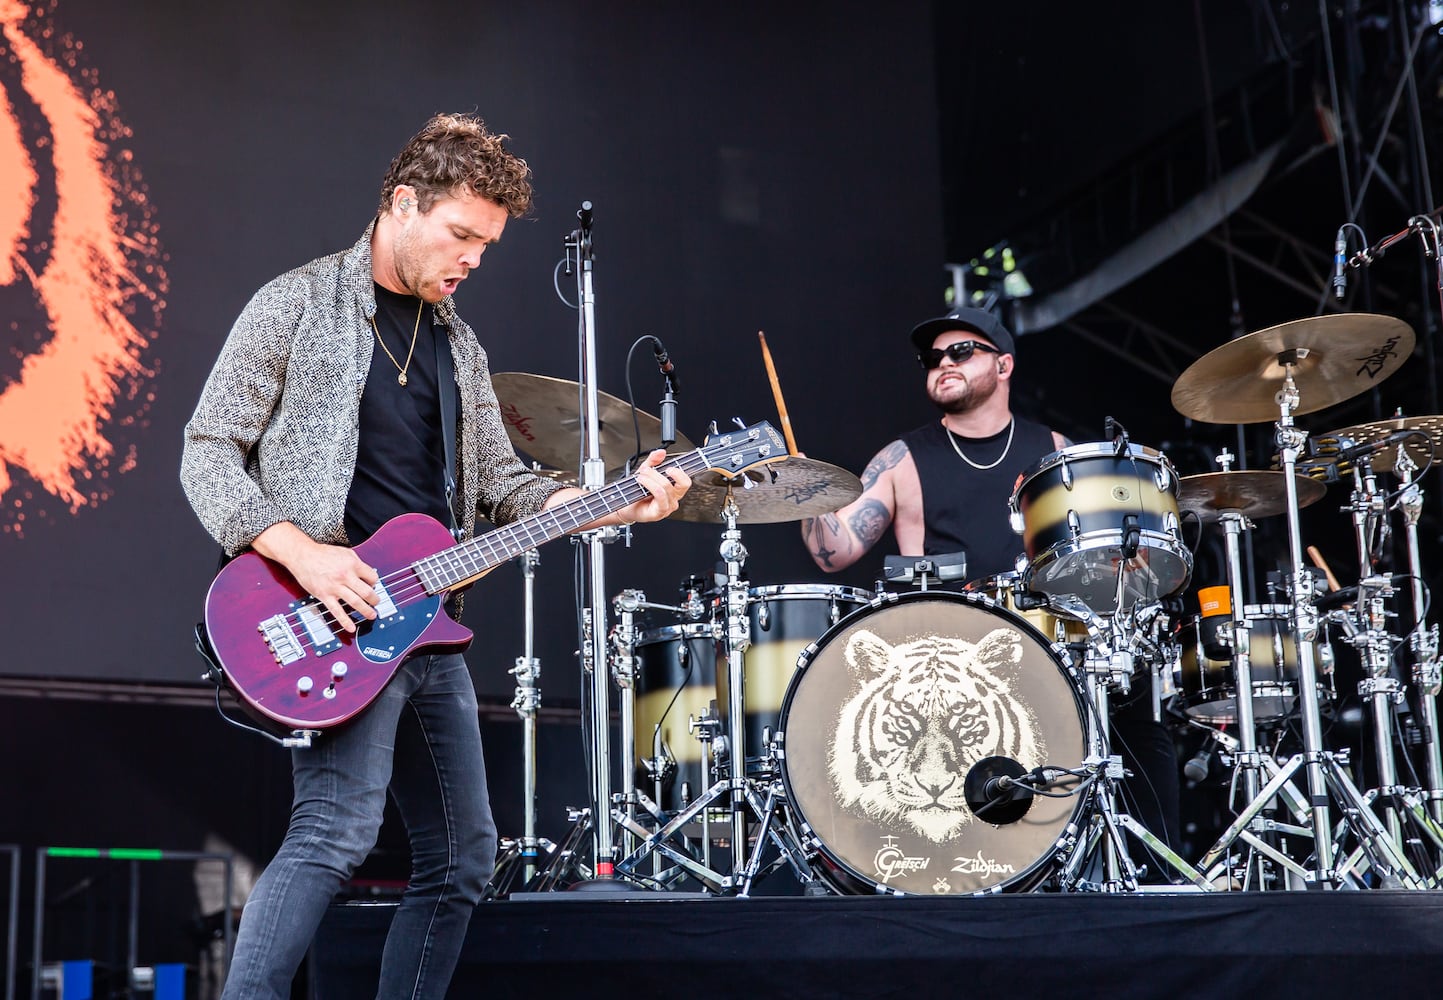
[872,836,930,883]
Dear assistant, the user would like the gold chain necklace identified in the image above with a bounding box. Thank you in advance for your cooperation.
[370,300,424,386]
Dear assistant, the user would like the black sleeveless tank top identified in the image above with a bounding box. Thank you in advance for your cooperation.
[899,416,1057,581]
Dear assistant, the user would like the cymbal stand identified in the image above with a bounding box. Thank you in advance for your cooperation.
[510,550,546,883]
[1198,363,1421,888]
[1395,448,1443,824]
[1342,459,1407,844]
[1051,594,1210,891]
[1326,457,1443,880]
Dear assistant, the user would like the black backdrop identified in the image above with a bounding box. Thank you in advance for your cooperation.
[1,0,945,697]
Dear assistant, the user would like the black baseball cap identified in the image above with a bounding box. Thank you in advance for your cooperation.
[909,306,1015,357]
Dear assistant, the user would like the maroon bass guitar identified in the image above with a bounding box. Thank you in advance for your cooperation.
[204,420,786,731]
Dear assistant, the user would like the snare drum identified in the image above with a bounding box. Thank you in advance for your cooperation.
[967,572,1089,648]
[776,590,1087,895]
[716,583,876,764]
[1175,604,1322,724]
[1009,442,1191,614]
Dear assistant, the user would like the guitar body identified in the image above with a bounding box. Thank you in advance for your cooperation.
[205,513,473,730]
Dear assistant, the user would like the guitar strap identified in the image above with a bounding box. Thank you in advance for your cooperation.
[434,325,463,542]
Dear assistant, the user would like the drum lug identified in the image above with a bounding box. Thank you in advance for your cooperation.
[1066,509,1081,537]
[1060,456,1074,490]
[1008,505,1024,535]
[1154,463,1172,491]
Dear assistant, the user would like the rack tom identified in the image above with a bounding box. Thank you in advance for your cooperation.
[1009,442,1190,614]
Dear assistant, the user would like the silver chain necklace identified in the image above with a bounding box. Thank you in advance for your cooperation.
[945,417,1015,471]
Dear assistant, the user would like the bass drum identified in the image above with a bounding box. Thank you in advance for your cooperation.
[777,591,1088,895]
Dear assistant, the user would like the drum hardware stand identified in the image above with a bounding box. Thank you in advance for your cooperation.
[1197,363,1420,888]
[614,488,817,893]
[1327,454,1443,879]
[1205,445,1278,887]
[488,550,556,893]
[1050,595,1211,891]
[1394,447,1443,824]
[607,588,700,871]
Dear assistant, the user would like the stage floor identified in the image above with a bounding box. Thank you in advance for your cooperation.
[311,890,1443,998]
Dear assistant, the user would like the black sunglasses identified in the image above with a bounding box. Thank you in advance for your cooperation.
[917,340,1001,369]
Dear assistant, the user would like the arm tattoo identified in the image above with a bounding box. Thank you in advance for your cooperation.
[860,440,908,490]
[848,499,891,548]
[802,513,844,568]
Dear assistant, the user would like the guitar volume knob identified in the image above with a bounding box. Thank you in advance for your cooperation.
[331,663,348,681]
[296,676,314,695]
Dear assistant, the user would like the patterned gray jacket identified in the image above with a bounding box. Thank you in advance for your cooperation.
[180,224,560,557]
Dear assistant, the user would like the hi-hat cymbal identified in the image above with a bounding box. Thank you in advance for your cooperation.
[1178,470,1326,523]
[492,373,695,471]
[1313,414,1443,474]
[673,456,863,524]
[1170,314,1414,424]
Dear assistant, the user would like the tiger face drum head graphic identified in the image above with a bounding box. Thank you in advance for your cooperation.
[779,593,1086,895]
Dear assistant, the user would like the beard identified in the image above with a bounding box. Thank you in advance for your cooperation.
[928,368,998,415]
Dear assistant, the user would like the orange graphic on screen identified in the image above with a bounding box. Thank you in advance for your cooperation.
[0,0,167,537]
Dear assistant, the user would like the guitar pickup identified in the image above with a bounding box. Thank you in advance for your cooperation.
[259,615,306,665]
[296,602,340,652]
[372,580,398,618]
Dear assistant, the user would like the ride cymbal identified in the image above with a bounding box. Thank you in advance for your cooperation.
[672,455,862,524]
[491,372,696,471]
[1178,470,1326,523]
[1170,314,1414,424]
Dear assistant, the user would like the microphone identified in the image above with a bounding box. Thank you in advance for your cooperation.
[1183,744,1213,783]
[652,337,679,387]
[1337,429,1415,467]
[577,200,594,231]
[1333,227,1348,300]
[651,338,679,447]
[963,756,1034,825]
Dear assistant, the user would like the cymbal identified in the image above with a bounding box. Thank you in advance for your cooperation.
[1178,471,1326,523]
[491,372,696,472]
[1170,314,1414,423]
[1314,414,1443,474]
[673,455,863,524]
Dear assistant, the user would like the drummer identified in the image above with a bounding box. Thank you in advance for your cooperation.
[799,305,1062,579]
[798,305,1183,862]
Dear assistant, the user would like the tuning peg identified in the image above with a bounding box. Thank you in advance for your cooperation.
[732,417,746,429]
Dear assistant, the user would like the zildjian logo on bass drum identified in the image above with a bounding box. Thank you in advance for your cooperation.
[0,0,167,538]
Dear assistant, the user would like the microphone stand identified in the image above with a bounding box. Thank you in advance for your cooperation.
[567,202,626,882]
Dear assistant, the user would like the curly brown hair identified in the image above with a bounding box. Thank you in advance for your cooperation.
[378,113,533,219]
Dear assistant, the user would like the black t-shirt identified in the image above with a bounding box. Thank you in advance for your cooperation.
[899,416,1057,581]
[344,284,456,545]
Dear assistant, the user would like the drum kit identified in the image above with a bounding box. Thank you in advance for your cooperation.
[490,309,1443,897]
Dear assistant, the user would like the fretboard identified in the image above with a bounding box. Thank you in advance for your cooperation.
[412,449,710,594]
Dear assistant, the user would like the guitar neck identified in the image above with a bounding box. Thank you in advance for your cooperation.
[413,450,707,594]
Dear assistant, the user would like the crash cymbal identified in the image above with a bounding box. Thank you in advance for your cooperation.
[673,456,862,524]
[492,373,695,471]
[1170,314,1414,424]
[1313,413,1443,475]
[1178,471,1326,523]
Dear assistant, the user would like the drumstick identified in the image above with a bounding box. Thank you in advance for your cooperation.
[1307,545,1342,592]
[758,330,799,456]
